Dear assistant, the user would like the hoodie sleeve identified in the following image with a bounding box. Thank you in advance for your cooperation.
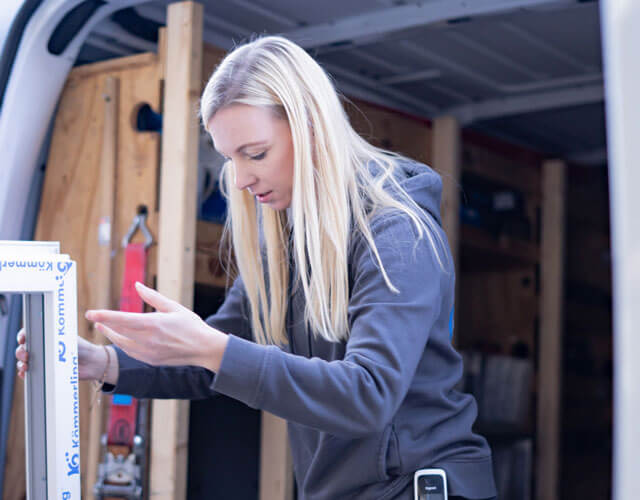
[102,275,252,400]
[211,213,452,436]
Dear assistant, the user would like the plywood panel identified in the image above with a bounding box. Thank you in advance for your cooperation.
[11,53,163,499]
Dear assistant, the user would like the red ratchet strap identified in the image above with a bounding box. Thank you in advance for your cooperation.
[106,242,145,448]
[96,210,151,499]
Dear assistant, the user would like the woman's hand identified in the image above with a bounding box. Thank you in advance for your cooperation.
[15,328,114,382]
[85,282,228,372]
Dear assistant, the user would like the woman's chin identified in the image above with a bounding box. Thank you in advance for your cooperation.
[270,198,291,211]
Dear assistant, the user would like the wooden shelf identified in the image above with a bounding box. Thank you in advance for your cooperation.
[460,224,539,269]
[462,141,541,199]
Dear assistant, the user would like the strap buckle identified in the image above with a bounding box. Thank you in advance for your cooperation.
[122,206,153,250]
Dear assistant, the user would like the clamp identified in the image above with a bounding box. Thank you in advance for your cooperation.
[122,206,153,250]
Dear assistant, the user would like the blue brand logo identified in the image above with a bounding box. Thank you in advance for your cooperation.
[62,492,71,499]
[0,260,52,272]
[65,452,79,476]
[56,261,72,278]
[58,341,66,362]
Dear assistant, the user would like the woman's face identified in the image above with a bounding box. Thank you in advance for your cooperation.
[208,104,294,211]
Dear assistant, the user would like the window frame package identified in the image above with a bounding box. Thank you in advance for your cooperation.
[0,241,80,499]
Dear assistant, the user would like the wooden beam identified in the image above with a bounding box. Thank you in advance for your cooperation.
[537,159,566,500]
[157,27,167,82]
[151,2,202,499]
[432,116,462,347]
[84,75,119,500]
[260,413,294,500]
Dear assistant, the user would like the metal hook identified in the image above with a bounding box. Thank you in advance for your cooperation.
[122,208,154,250]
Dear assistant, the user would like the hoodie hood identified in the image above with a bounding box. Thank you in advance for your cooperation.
[392,158,443,226]
[283,158,444,229]
[366,158,444,227]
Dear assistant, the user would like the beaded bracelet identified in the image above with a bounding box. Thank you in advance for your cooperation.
[89,344,111,411]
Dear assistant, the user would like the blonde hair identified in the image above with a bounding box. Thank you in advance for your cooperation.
[200,35,447,346]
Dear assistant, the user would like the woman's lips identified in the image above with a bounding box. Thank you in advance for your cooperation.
[256,191,273,203]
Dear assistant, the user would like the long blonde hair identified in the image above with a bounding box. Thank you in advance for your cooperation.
[200,35,447,346]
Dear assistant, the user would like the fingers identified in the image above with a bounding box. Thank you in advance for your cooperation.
[85,310,151,334]
[16,349,28,378]
[16,333,28,377]
[95,322,139,358]
[85,283,184,336]
[15,331,29,377]
[17,360,26,379]
[15,344,28,363]
[134,282,183,314]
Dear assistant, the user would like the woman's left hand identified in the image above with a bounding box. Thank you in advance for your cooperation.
[85,282,227,372]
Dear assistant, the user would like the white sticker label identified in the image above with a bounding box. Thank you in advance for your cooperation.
[98,216,111,246]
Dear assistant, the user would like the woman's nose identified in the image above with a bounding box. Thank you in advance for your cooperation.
[234,165,257,192]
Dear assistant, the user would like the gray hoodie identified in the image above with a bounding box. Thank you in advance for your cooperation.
[105,160,497,499]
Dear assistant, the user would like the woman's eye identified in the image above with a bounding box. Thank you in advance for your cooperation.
[250,151,267,161]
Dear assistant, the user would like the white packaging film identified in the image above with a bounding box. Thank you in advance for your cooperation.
[0,241,80,499]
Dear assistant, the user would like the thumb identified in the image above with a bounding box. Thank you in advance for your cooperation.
[135,282,182,313]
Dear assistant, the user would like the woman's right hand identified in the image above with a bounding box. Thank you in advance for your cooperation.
[15,327,115,382]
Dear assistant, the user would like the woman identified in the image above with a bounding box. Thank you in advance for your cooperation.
[17,35,497,499]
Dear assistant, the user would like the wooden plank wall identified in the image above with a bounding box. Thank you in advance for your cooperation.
[3,51,163,500]
[455,139,542,356]
[49,54,162,500]
[458,268,538,354]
